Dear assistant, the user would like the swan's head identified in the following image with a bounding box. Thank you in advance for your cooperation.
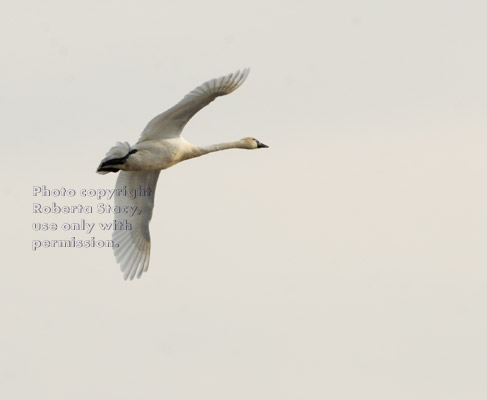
[241,137,269,149]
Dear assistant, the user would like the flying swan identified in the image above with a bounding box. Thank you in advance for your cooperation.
[97,68,268,280]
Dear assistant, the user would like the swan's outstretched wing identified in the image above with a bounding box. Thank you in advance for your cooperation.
[137,68,250,143]
[112,170,161,280]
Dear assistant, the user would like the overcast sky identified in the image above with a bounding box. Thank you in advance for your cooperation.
[2,1,487,399]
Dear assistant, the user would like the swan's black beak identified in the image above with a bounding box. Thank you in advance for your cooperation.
[257,141,269,148]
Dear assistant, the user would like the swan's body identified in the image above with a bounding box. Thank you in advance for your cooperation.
[97,69,268,280]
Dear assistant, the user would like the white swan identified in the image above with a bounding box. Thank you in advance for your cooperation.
[97,68,268,280]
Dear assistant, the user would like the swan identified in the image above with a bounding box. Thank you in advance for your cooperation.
[96,68,268,280]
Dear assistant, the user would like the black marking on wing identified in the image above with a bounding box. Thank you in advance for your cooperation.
[98,149,137,169]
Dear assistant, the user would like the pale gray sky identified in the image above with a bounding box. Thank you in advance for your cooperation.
[2,1,487,399]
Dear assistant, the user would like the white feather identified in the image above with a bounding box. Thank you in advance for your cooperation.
[138,68,250,142]
[112,171,160,280]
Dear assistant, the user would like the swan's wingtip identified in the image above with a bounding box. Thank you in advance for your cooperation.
[240,67,250,78]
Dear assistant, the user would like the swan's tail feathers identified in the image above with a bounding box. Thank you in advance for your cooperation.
[96,142,137,174]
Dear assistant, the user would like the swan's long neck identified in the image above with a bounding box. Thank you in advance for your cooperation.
[189,139,248,158]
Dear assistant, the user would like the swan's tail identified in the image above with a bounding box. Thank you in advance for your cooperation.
[96,142,136,174]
